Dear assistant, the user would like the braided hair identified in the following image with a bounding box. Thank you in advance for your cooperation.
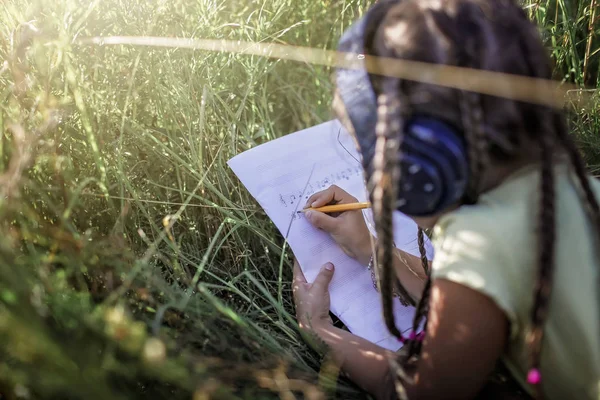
[350,0,600,398]
[372,83,415,341]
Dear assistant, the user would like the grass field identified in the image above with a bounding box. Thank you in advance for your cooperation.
[0,0,598,399]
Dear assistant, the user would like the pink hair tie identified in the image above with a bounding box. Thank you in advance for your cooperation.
[409,331,417,340]
[416,331,426,341]
[527,368,541,385]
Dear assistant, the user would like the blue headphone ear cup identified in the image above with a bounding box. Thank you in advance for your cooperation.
[396,117,469,215]
[400,135,458,214]
[397,153,444,212]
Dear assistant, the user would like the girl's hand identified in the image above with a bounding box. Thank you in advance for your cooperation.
[304,185,373,265]
[292,258,334,334]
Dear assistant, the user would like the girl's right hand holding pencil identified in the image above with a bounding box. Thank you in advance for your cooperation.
[303,185,373,265]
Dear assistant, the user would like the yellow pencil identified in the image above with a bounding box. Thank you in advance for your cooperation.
[298,202,371,214]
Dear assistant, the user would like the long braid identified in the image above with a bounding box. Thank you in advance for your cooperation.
[526,110,600,398]
[526,133,556,399]
[495,8,597,396]
[371,80,430,400]
[553,115,600,392]
[508,6,600,392]
[372,85,413,341]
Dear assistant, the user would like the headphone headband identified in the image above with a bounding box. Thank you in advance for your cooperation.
[336,4,381,175]
[335,4,470,216]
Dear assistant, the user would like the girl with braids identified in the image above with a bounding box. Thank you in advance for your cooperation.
[292,0,600,399]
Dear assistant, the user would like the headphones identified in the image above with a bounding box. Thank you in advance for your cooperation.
[335,2,470,216]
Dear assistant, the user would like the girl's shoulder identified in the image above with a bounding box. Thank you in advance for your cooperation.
[480,162,600,209]
[431,163,600,336]
[435,163,600,242]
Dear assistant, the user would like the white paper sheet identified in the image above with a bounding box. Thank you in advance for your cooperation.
[228,120,433,351]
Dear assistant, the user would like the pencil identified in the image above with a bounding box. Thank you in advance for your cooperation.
[298,202,371,214]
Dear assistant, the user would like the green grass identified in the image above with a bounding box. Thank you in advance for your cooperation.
[526,0,600,171]
[0,0,598,399]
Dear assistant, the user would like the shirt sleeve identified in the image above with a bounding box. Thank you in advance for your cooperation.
[431,211,521,340]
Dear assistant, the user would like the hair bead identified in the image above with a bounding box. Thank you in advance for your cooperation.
[527,368,542,385]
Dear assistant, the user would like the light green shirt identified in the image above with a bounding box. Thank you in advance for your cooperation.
[432,163,600,399]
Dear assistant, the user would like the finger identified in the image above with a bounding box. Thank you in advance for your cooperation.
[310,185,354,208]
[311,262,335,293]
[306,185,357,209]
[293,258,307,284]
[305,187,336,209]
[305,210,339,233]
[292,259,310,298]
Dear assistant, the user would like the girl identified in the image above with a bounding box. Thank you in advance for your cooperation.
[292,0,600,399]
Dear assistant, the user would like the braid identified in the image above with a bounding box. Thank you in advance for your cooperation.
[406,276,432,356]
[428,1,489,203]
[372,86,413,341]
[417,228,430,275]
[459,91,488,203]
[402,229,433,356]
[455,4,489,203]
[527,133,556,398]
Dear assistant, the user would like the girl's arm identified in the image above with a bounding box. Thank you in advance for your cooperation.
[311,322,398,400]
[293,260,397,399]
[390,247,429,302]
[400,279,509,399]
[315,279,509,400]
[294,261,509,399]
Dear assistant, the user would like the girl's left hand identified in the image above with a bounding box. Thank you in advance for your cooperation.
[292,258,334,333]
